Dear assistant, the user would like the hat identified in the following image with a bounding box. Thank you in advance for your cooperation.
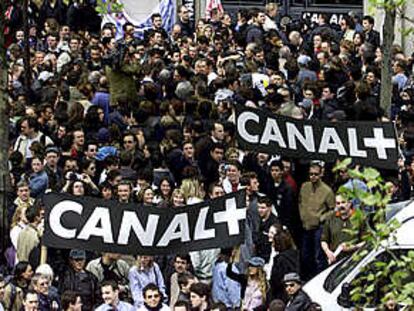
[283,272,302,284]
[297,55,311,66]
[248,257,265,267]
[69,249,86,259]
[45,146,60,155]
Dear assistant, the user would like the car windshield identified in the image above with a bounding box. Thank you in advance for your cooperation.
[323,244,370,293]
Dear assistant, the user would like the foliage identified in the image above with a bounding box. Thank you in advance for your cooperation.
[334,159,414,308]
[95,0,124,15]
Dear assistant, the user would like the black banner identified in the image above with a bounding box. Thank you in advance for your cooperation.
[43,191,246,255]
[235,106,399,169]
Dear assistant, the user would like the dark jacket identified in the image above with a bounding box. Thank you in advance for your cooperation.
[270,249,300,302]
[59,268,98,311]
[246,24,264,45]
[285,289,312,311]
[365,29,381,48]
[254,214,279,262]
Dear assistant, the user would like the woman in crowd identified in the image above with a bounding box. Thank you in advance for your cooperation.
[129,256,167,308]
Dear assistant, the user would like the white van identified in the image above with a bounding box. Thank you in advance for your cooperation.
[303,200,414,310]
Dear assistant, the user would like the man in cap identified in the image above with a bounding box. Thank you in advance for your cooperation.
[283,273,312,311]
[59,249,98,311]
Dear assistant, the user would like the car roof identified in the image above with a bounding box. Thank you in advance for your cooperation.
[391,200,414,246]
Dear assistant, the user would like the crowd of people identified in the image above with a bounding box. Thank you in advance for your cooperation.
[2,0,414,310]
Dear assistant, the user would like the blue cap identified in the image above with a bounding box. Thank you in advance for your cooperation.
[248,256,265,267]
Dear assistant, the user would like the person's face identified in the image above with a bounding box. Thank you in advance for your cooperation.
[362,19,372,32]
[309,166,321,183]
[20,120,31,136]
[86,162,96,177]
[31,158,43,173]
[248,266,259,277]
[268,225,277,243]
[257,12,266,25]
[174,257,188,273]
[227,165,240,183]
[190,292,204,308]
[212,124,224,141]
[144,188,154,204]
[366,72,376,84]
[285,281,301,296]
[336,195,351,218]
[173,192,185,207]
[353,34,362,46]
[35,277,49,295]
[210,148,224,162]
[123,135,136,151]
[340,19,347,31]
[69,39,80,52]
[270,74,284,86]
[321,88,333,100]
[71,296,82,311]
[17,186,30,201]
[270,166,283,182]
[70,258,86,272]
[180,7,190,22]
[90,49,101,62]
[313,36,322,48]
[98,109,105,122]
[64,160,77,173]
[101,285,118,306]
[145,289,161,308]
[34,52,45,64]
[204,27,213,38]
[101,28,113,38]
[102,187,113,200]
[249,178,260,192]
[182,278,196,294]
[57,125,66,139]
[183,143,194,159]
[47,36,58,49]
[222,14,232,26]
[24,293,39,311]
[86,144,98,159]
[153,17,163,29]
[257,202,271,219]
[22,265,33,281]
[140,255,153,268]
[210,186,225,199]
[321,42,330,52]
[174,306,187,311]
[16,31,24,42]
[160,180,171,197]
[73,131,84,147]
[73,181,85,196]
[117,184,131,202]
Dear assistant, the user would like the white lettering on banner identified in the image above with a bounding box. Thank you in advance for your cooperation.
[78,207,114,243]
[260,118,286,147]
[157,213,191,246]
[214,197,246,235]
[237,111,260,143]
[319,128,347,155]
[286,123,315,152]
[363,128,397,160]
[194,207,215,240]
[49,200,83,239]
[117,212,159,246]
[348,128,367,158]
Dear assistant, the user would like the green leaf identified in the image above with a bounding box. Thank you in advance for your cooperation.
[333,158,352,172]
[363,167,380,181]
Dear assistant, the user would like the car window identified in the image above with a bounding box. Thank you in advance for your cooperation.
[323,244,370,293]
[345,249,414,307]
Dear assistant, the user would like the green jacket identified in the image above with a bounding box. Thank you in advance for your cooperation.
[299,180,335,230]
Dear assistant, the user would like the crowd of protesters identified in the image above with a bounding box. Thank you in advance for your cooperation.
[1,0,414,310]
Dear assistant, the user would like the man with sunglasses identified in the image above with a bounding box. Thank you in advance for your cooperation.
[283,273,312,311]
[138,283,169,311]
[299,162,335,280]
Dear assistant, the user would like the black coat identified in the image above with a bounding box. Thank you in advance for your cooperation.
[285,289,312,311]
[270,248,300,302]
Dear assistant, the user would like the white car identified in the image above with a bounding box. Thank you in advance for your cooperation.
[303,200,414,310]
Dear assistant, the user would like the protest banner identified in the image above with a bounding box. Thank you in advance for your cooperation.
[43,191,246,255]
[235,106,399,169]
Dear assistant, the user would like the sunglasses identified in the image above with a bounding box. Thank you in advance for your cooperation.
[146,294,160,299]
[284,283,296,288]
[309,172,320,176]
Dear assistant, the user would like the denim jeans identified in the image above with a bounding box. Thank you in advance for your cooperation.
[301,226,327,280]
